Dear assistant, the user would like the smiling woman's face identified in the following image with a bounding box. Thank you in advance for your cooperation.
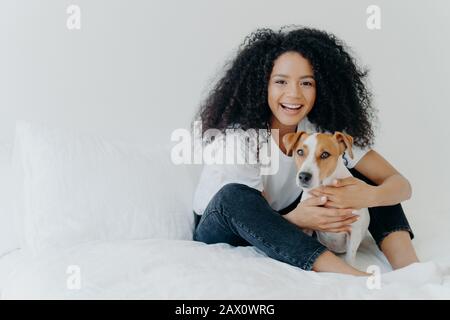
[268,51,316,130]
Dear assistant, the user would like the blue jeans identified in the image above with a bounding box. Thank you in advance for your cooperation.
[193,169,414,271]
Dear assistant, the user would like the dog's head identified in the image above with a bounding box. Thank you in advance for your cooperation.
[282,131,354,190]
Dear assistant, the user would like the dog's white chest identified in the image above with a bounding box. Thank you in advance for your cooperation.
[314,207,370,265]
[316,231,348,253]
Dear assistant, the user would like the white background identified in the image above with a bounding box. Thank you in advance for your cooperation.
[1,0,449,218]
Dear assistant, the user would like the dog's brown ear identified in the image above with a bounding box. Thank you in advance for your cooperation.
[282,131,307,156]
[334,131,354,159]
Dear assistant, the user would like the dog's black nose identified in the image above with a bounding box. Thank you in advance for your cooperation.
[298,172,312,185]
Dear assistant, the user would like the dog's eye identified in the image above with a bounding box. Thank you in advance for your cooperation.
[320,152,330,159]
[296,149,304,156]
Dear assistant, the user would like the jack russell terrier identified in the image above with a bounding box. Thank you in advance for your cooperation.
[282,131,370,266]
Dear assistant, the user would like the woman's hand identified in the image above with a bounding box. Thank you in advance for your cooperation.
[284,195,359,233]
[309,177,377,210]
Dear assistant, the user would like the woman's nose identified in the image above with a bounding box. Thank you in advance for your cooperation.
[286,84,304,100]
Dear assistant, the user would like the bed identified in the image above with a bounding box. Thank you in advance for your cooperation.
[1,121,449,299]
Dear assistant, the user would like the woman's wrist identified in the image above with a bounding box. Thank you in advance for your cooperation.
[283,211,299,226]
[283,210,305,228]
[283,211,294,223]
[368,185,381,208]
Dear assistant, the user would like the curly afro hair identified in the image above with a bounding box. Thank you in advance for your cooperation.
[193,26,377,148]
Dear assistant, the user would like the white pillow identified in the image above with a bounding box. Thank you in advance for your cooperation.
[12,121,195,255]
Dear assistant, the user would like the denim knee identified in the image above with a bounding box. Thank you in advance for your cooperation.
[200,183,327,271]
[208,183,260,216]
[216,183,258,197]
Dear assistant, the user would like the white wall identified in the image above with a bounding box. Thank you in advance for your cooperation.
[1,0,449,218]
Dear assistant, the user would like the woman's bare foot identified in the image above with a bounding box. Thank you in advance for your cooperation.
[312,250,371,276]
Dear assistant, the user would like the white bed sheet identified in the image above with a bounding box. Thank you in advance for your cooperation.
[2,208,449,299]
[1,234,449,299]
[0,248,29,295]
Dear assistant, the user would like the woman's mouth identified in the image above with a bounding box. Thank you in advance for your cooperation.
[280,103,303,114]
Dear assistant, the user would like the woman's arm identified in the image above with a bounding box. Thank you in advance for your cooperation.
[354,150,412,207]
[310,150,412,209]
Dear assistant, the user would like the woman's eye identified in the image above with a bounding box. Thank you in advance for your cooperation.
[275,80,286,85]
[301,81,313,86]
[320,152,330,159]
[296,149,304,156]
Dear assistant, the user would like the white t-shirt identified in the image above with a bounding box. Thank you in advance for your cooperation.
[192,118,370,215]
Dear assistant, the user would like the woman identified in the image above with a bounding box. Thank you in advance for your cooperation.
[191,27,418,276]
